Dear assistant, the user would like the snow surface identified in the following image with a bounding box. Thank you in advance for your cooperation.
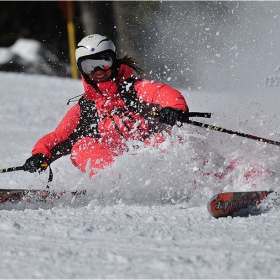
[1,70,280,278]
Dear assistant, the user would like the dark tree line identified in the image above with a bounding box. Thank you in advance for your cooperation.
[0,1,244,88]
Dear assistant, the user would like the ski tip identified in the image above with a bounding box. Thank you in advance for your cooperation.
[207,190,275,219]
[207,194,219,218]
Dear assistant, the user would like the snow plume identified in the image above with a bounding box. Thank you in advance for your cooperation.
[153,2,280,93]
[1,72,280,204]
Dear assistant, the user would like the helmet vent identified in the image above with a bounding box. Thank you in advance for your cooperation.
[97,38,110,47]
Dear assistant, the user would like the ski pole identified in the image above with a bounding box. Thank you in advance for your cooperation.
[154,110,280,147]
[187,119,280,147]
[0,166,24,173]
[0,165,53,184]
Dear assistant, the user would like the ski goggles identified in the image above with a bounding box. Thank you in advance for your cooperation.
[80,53,113,75]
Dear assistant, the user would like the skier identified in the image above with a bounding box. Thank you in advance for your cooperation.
[23,34,188,177]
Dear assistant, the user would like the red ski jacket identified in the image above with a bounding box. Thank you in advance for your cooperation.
[31,64,188,163]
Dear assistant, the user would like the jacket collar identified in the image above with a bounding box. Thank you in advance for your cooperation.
[81,64,134,92]
[81,64,135,113]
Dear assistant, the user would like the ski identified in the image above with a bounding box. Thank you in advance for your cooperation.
[207,190,274,218]
[0,188,87,204]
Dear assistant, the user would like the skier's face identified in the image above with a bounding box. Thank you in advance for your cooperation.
[89,68,113,83]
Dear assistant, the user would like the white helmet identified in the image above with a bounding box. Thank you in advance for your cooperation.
[75,34,117,63]
[75,34,118,83]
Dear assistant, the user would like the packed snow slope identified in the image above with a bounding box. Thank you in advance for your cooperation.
[1,72,280,278]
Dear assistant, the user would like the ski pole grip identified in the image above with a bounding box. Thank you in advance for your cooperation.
[188,112,211,118]
[152,110,212,122]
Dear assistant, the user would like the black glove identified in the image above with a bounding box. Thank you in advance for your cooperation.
[158,107,184,126]
[23,154,49,173]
